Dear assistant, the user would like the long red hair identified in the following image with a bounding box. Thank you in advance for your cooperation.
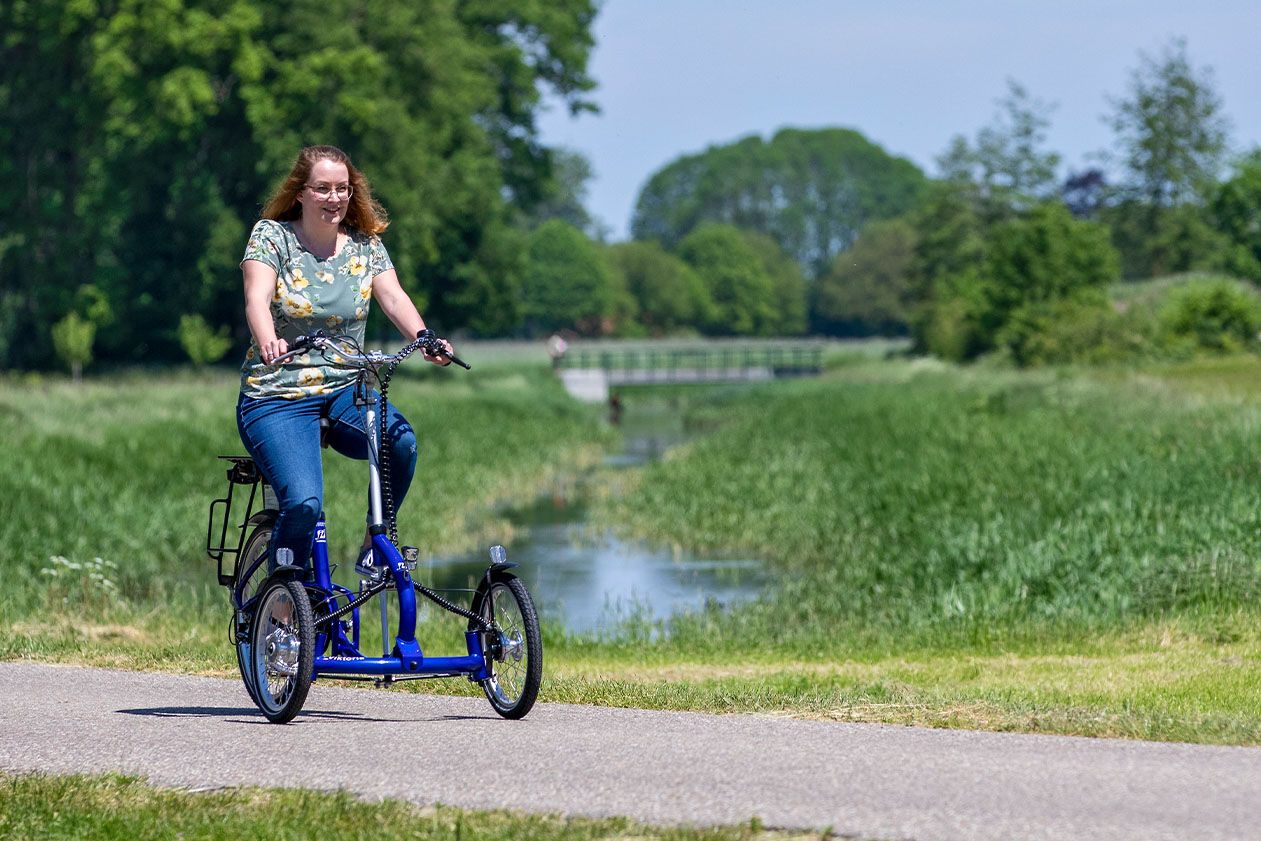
[261,145,389,235]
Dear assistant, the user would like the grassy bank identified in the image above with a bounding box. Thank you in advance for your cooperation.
[602,358,1261,649]
[0,773,793,841]
[0,360,612,633]
[5,351,1261,745]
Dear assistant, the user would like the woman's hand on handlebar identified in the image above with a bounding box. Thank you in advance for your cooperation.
[261,337,289,365]
[421,337,454,367]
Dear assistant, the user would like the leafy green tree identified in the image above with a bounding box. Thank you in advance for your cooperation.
[1104,38,1230,277]
[937,79,1061,214]
[903,184,988,351]
[0,2,110,369]
[524,147,598,235]
[916,202,1119,362]
[1108,38,1229,208]
[1212,150,1261,281]
[816,218,918,336]
[606,241,714,335]
[51,314,95,383]
[521,220,620,336]
[632,128,927,277]
[178,314,234,367]
[1,0,600,367]
[740,231,808,335]
[676,224,778,336]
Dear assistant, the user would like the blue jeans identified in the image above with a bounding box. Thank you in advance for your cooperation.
[236,385,418,569]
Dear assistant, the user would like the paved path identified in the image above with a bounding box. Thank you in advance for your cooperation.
[2,662,1260,840]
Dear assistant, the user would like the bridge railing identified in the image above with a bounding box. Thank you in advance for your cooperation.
[557,343,824,377]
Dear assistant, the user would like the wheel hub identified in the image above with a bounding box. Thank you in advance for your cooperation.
[265,627,300,676]
[500,630,524,663]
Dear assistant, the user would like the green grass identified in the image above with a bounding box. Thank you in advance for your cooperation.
[0,360,612,632]
[0,773,806,841]
[601,359,1261,648]
[6,349,1261,746]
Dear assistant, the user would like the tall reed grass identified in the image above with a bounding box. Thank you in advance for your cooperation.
[604,360,1261,652]
[0,364,611,627]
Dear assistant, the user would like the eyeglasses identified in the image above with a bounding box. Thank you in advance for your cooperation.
[305,183,353,200]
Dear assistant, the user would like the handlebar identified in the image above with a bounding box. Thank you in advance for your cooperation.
[270,330,470,370]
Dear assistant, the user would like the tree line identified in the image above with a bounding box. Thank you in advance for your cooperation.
[3,0,599,370]
[6,16,1259,370]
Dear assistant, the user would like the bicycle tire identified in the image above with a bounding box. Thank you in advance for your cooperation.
[470,574,542,720]
[248,578,315,724]
[233,525,272,707]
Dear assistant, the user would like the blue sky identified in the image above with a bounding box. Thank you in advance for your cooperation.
[538,1,1261,239]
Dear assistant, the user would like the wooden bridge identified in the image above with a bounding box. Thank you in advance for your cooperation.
[555,342,825,402]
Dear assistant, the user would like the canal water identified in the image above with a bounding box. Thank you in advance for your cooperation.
[421,397,768,635]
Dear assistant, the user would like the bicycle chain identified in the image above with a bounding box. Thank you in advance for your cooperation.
[376,334,426,545]
[368,332,494,633]
[313,578,491,633]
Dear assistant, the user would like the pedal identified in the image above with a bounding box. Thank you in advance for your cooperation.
[354,548,382,580]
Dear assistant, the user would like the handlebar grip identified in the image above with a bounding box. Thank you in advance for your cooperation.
[416,329,470,370]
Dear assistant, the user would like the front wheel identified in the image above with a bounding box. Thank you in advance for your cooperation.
[248,577,315,723]
[233,525,272,707]
[471,575,542,719]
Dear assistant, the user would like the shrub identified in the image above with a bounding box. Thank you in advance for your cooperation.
[1157,277,1261,353]
[50,313,95,382]
[177,314,233,367]
[997,294,1155,366]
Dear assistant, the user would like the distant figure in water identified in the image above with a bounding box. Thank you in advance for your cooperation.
[608,391,623,426]
[546,333,569,369]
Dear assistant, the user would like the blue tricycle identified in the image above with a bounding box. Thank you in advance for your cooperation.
[207,331,541,723]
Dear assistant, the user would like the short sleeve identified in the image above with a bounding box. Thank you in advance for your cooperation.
[367,235,394,278]
[242,219,283,272]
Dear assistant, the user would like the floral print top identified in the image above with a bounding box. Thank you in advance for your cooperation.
[239,218,393,399]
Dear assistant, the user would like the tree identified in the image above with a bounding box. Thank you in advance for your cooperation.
[606,241,715,335]
[0,0,600,367]
[676,224,778,336]
[815,218,918,336]
[1107,38,1229,209]
[914,201,1119,362]
[985,203,1120,363]
[1212,150,1261,281]
[903,183,988,351]
[740,231,808,335]
[521,220,621,336]
[1103,39,1230,277]
[523,147,599,235]
[178,314,234,367]
[51,314,95,383]
[937,79,1061,213]
[632,127,926,277]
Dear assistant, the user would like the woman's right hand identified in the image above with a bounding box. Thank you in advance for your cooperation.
[261,338,289,365]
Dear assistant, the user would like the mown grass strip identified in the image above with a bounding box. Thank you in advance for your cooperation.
[0,772,826,841]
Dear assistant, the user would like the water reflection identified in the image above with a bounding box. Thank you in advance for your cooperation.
[420,393,769,635]
[422,499,767,635]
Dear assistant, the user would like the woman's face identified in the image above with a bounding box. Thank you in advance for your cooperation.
[299,158,352,227]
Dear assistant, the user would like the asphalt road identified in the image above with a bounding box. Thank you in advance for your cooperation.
[1,661,1259,840]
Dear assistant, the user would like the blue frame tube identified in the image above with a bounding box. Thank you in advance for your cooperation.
[374,533,417,646]
[314,654,485,676]
[303,518,491,681]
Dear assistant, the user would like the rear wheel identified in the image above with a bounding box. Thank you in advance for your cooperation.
[233,525,272,706]
[471,575,542,719]
[248,578,315,723]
